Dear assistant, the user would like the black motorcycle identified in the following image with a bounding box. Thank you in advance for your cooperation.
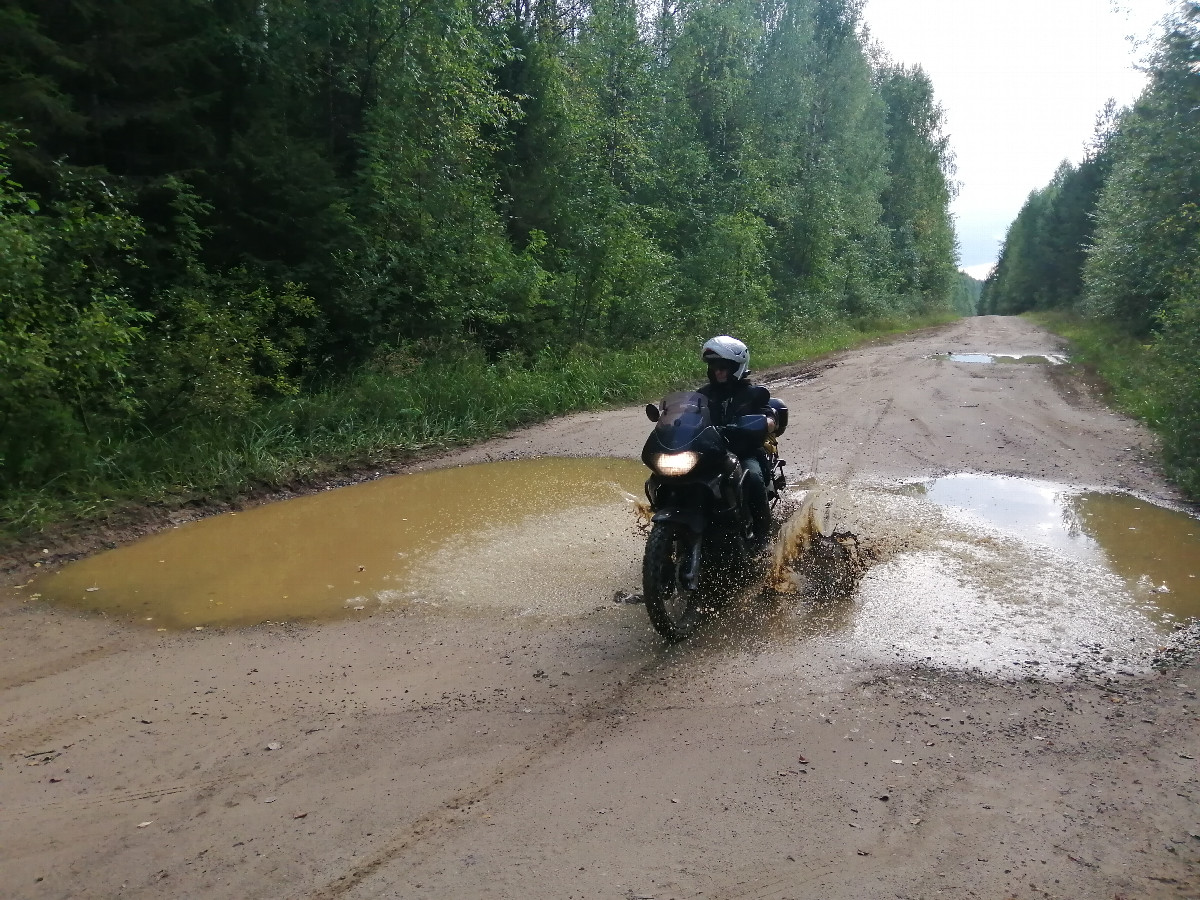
[640,389,787,641]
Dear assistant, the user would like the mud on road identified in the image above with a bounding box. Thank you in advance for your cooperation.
[3,316,1199,899]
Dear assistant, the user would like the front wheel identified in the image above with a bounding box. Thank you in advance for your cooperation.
[642,523,705,642]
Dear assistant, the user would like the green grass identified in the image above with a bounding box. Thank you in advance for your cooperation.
[0,311,959,545]
[1028,310,1199,499]
[1027,312,1165,418]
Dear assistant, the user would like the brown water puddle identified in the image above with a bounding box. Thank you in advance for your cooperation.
[848,475,1199,678]
[21,458,647,628]
[19,457,1198,681]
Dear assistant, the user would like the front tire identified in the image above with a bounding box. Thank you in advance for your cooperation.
[642,523,705,642]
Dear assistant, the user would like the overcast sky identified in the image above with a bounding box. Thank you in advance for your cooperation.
[861,0,1173,278]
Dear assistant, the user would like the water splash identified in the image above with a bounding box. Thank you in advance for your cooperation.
[621,489,653,532]
[769,486,868,598]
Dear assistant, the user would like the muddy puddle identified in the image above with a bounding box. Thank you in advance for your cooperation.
[913,475,1199,616]
[18,455,1200,681]
[936,352,1067,365]
[751,474,1200,679]
[20,458,648,628]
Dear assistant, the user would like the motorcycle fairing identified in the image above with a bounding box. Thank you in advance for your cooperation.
[654,392,711,439]
[641,392,725,466]
[642,392,769,476]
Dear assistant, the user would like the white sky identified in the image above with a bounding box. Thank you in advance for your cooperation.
[862,0,1172,278]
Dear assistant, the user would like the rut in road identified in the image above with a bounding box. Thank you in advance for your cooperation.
[308,648,681,899]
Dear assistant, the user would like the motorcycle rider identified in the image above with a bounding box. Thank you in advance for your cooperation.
[697,336,777,548]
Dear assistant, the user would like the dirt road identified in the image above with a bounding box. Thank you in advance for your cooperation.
[3,316,1198,900]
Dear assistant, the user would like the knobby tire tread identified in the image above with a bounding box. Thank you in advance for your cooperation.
[642,522,702,642]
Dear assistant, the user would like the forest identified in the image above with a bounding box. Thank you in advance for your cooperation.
[0,0,964,530]
[980,1,1199,495]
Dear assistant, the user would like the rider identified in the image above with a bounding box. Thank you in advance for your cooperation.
[697,336,777,548]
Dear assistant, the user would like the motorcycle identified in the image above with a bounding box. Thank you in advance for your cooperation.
[639,388,788,641]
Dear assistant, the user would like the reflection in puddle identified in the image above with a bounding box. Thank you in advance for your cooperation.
[916,474,1199,616]
[830,476,1195,678]
[23,458,648,628]
[939,353,1068,365]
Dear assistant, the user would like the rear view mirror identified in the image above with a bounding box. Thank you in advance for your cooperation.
[645,403,661,422]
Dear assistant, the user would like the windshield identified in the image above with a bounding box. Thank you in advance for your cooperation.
[652,391,712,449]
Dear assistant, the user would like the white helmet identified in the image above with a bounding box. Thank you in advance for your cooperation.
[701,335,749,381]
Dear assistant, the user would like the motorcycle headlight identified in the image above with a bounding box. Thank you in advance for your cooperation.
[653,451,700,476]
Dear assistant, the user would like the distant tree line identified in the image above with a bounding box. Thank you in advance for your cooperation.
[0,0,959,492]
[980,1,1199,492]
[951,270,982,316]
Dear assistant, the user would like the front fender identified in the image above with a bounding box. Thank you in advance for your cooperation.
[650,508,708,534]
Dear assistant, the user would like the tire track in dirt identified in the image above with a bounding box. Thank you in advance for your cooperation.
[6,779,228,815]
[2,717,86,758]
[0,643,120,692]
[307,652,678,900]
[718,868,839,899]
[838,397,896,478]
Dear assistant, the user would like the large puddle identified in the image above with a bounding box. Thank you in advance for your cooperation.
[19,460,1200,680]
[22,459,647,628]
[915,475,1199,619]
[757,474,1200,678]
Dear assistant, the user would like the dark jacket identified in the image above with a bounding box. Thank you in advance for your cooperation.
[697,377,772,427]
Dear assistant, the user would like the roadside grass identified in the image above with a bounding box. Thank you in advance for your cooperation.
[0,311,957,544]
[1028,310,1199,499]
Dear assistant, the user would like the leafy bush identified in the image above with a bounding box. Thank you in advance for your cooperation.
[0,144,318,494]
[1152,287,1200,496]
[0,151,149,485]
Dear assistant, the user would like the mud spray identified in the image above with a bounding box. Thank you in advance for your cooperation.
[769,487,869,599]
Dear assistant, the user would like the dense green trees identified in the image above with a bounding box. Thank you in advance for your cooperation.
[1082,8,1200,336]
[981,2,1199,493]
[0,0,960,497]
[876,63,957,311]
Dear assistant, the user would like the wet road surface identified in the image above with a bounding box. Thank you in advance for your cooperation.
[23,465,1198,684]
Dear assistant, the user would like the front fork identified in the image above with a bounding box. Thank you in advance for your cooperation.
[677,529,704,592]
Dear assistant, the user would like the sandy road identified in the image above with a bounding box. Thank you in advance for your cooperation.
[2,316,1198,900]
